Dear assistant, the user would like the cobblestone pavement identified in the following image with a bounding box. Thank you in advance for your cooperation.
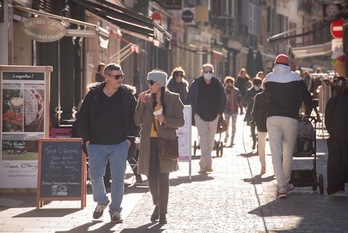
[1,116,348,233]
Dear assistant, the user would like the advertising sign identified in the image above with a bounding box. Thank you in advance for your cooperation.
[177,105,192,178]
[20,17,68,43]
[0,65,52,188]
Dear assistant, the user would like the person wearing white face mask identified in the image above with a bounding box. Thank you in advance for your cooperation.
[185,63,226,173]
[244,77,263,151]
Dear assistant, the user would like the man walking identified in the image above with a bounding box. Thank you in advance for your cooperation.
[264,54,312,199]
[78,63,139,223]
[186,63,226,173]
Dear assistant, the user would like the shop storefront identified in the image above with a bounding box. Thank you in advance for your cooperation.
[0,0,171,189]
[5,1,171,128]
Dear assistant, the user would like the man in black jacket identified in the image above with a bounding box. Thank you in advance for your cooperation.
[186,63,226,173]
[78,63,139,223]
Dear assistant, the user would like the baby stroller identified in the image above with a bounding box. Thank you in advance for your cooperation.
[289,116,324,194]
[193,118,226,157]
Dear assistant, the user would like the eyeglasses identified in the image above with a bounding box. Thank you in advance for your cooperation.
[108,74,124,80]
[148,80,156,85]
[203,71,213,74]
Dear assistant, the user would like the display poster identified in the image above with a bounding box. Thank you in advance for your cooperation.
[0,65,52,188]
[178,105,192,162]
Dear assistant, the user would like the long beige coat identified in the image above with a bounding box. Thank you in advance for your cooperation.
[134,91,184,176]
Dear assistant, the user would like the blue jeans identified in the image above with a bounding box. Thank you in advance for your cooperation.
[224,110,238,141]
[87,140,128,214]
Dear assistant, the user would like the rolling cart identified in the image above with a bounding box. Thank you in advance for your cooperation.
[289,117,324,194]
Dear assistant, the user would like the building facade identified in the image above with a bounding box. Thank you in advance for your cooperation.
[1,0,345,129]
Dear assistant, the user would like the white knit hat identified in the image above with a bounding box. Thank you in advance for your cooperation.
[147,70,167,87]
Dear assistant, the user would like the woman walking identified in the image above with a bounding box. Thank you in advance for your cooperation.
[134,69,184,224]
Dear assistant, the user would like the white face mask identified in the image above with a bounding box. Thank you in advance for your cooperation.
[254,86,261,91]
[203,73,213,80]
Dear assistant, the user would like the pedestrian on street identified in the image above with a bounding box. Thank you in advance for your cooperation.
[95,62,105,82]
[308,67,323,122]
[244,77,263,150]
[78,63,139,223]
[251,90,268,175]
[186,63,226,173]
[324,77,348,197]
[223,76,243,147]
[167,66,189,103]
[256,71,265,80]
[235,68,251,109]
[264,54,312,199]
[102,84,144,186]
[134,69,184,224]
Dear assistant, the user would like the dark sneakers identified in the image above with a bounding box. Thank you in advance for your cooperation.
[110,212,123,224]
[93,200,110,219]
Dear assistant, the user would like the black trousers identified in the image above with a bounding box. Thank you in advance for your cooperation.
[148,138,169,214]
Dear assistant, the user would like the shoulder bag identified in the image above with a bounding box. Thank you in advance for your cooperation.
[153,117,179,161]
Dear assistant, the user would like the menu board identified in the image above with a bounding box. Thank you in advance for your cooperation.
[36,138,86,209]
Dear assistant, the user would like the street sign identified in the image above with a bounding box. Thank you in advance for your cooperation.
[181,10,194,23]
[330,18,343,39]
[151,12,162,26]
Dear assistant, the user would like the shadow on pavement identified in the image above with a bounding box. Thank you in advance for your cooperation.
[0,193,36,208]
[248,193,348,232]
[170,174,214,187]
[14,208,81,217]
[240,151,258,158]
[120,222,165,233]
[56,221,116,233]
[243,174,275,185]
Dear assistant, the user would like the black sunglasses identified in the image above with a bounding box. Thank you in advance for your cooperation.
[108,74,124,80]
[203,71,213,73]
[148,80,156,85]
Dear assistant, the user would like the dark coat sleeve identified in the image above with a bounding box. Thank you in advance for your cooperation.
[125,91,140,141]
[78,90,95,142]
[325,96,336,134]
[298,81,313,115]
[218,80,227,115]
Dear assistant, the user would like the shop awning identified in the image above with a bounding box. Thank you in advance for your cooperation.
[290,41,332,58]
[71,0,171,47]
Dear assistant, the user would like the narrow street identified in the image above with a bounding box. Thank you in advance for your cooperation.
[1,114,347,233]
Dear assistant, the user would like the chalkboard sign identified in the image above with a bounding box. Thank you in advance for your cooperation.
[36,138,86,209]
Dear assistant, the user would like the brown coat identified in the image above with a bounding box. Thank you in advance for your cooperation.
[134,91,184,176]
